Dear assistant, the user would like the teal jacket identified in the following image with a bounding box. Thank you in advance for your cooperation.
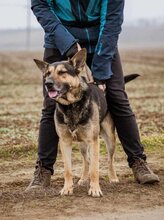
[31,0,124,81]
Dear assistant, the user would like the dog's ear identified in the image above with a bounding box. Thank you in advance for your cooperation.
[70,48,87,72]
[33,59,49,74]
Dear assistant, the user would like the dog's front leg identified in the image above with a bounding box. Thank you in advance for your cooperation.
[60,139,73,196]
[88,138,103,197]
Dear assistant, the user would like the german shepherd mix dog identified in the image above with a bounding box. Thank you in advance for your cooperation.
[34,49,139,197]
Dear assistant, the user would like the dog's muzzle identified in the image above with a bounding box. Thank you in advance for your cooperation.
[45,78,54,90]
[45,78,59,98]
[45,78,69,99]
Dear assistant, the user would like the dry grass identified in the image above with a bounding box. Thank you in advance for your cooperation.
[0,49,164,219]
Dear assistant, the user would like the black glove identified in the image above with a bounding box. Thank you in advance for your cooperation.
[65,43,78,58]
[93,78,107,85]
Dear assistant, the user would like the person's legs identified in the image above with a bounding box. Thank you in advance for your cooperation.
[106,50,159,183]
[26,49,67,190]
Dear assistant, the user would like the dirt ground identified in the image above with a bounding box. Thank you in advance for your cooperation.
[0,49,164,219]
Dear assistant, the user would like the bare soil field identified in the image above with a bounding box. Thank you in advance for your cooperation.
[0,49,164,219]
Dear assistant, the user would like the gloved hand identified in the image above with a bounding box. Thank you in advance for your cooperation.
[66,43,81,58]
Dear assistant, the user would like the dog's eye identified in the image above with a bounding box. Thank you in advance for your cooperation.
[58,71,67,76]
[44,71,51,77]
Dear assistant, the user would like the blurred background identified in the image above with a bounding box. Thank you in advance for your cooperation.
[0,1,164,218]
[0,0,164,50]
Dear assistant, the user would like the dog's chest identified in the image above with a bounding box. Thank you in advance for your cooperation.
[63,108,82,132]
[56,102,92,138]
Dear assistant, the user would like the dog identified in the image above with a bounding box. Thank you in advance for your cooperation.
[34,49,139,197]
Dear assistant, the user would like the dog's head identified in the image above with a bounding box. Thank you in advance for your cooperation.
[34,49,87,103]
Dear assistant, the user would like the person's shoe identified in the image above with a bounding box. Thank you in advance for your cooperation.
[132,158,160,184]
[25,165,51,192]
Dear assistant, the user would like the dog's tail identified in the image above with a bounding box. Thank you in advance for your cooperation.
[124,74,140,84]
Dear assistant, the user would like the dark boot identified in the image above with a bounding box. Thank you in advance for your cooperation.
[25,164,51,191]
[132,158,160,184]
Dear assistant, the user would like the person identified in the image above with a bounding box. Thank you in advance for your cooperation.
[26,0,159,191]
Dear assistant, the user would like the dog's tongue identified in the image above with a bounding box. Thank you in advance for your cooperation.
[48,91,58,98]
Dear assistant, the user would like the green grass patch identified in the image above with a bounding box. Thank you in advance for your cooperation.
[142,134,164,155]
[142,134,164,148]
[100,134,164,156]
[0,135,163,160]
[0,144,37,160]
[100,140,108,155]
[0,128,11,133]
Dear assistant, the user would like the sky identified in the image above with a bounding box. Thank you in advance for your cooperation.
[0,0,164,29]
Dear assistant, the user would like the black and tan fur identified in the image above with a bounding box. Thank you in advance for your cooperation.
[34,49,138,197]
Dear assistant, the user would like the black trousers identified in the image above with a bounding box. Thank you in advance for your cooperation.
[37,48,146,174]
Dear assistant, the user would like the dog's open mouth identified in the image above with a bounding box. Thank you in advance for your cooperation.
[48,90,60,98]
[45,82,69,99]
[47,89,62,99]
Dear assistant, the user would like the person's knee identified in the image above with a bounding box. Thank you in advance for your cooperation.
[106,89,133,117]
[106,88,128,105]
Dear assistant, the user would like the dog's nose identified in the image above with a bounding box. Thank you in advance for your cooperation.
[45,78,53,89]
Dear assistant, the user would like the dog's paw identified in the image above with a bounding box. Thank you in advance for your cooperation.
[78,178,89,186]
[110,178,119,183]
[88,185,103,197]
[60,186,73,196]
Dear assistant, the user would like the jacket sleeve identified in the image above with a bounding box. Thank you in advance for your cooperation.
[91,0,124,81]
[31,0,77,55]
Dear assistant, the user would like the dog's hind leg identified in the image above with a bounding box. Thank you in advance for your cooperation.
[101,113,119,183]
[60,139,74,195]
[78,143,90,186]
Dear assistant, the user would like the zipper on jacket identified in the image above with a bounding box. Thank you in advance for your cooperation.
[77,0,82,22]
[85,28,92,53]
